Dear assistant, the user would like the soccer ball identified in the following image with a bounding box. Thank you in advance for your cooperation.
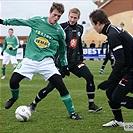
[15,106,31,122]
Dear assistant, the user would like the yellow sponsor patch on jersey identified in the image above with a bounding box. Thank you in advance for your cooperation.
[7,44,12,48]
[34,37,50,48]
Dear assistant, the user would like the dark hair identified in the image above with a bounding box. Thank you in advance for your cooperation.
[89,9,110,25]
[8,28,13,31]
[50,2,64,14]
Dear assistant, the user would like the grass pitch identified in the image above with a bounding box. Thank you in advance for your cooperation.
[1,60,132,133]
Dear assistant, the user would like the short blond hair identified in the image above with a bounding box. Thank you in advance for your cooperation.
[69,8,80,17]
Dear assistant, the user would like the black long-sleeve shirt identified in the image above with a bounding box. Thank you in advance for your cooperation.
[60,21,83,68]
[101,23,133,83]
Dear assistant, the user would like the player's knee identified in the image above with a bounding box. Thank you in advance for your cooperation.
[10,72,24,89]
[49,74,63,87]
[10,76,19,89]
[85,74,94,83]
[112,93,121,105]
[2,64,6,67]
[49,74,69,96]
[106,89,112,101]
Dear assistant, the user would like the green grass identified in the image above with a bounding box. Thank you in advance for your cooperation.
[1,60,132,133]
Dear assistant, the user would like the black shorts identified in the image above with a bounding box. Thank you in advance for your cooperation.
[106,69,133,100]
[118,69,133,94]
[69,63,93,78]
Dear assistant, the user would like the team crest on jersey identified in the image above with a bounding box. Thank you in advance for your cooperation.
[70,38,77,49]
[34,37,50,48]
[77,32,81,37]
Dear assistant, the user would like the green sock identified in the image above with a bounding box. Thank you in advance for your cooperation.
[61,94,75,115]
[2,67,6,76]
[10,88,19,99]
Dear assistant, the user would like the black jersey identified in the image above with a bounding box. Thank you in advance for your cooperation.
[102,23,133,83]
[60,21,83,68]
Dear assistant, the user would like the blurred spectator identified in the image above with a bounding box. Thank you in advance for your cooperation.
[22,42,26,57]
[98,44,101,48]
[90,40,96,60]
[0,42,3,47]
[90,40,96,48]
[82,40,87,48]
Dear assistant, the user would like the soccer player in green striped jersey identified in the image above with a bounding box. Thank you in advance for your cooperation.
[1,28,19,79]
[0,2,82,120]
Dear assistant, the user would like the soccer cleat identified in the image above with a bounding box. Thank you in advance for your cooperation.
[29,103,37,113]
[102,119,125,127]
[1,75,5,79]
[70,112,82,120]
[99,69,104,74]
[5,97,17,109]
[89,103,102,112]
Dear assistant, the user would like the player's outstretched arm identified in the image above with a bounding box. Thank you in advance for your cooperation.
[0,16,40,27]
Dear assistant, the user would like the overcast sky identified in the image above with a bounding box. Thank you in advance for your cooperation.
[0,0,97,36]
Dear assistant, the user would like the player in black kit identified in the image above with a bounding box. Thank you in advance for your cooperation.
[90,9,133,127]
[99,39,114,74]
[30,8,102,113]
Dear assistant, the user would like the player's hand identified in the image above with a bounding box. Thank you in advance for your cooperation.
[1,51,3,56]
[59,66,70,78]
[98,80,110,90]
[62,66,70,76]
[0,19,3,24]
[9,47,13,50]
[7,45,13,50]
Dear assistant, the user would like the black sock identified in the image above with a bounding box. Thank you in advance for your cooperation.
[101,65,105,70]
[112,109,123,122]
[32,82,55,105]
[108,99,123,121]
[33,88,47,105]
[33,95,42,105]
[87,92,95,106]
[87,84,95,106]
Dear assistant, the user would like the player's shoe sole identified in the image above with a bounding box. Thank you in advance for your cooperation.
[89,107,102,112]
[1,75,5,79]
[102,119,124,127]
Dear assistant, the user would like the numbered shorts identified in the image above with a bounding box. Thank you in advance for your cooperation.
[14,57,60,81]
[2,51,18,65]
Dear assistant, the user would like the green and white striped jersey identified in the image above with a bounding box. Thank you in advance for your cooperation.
[2,35,19,56]
[3,16,67,66]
